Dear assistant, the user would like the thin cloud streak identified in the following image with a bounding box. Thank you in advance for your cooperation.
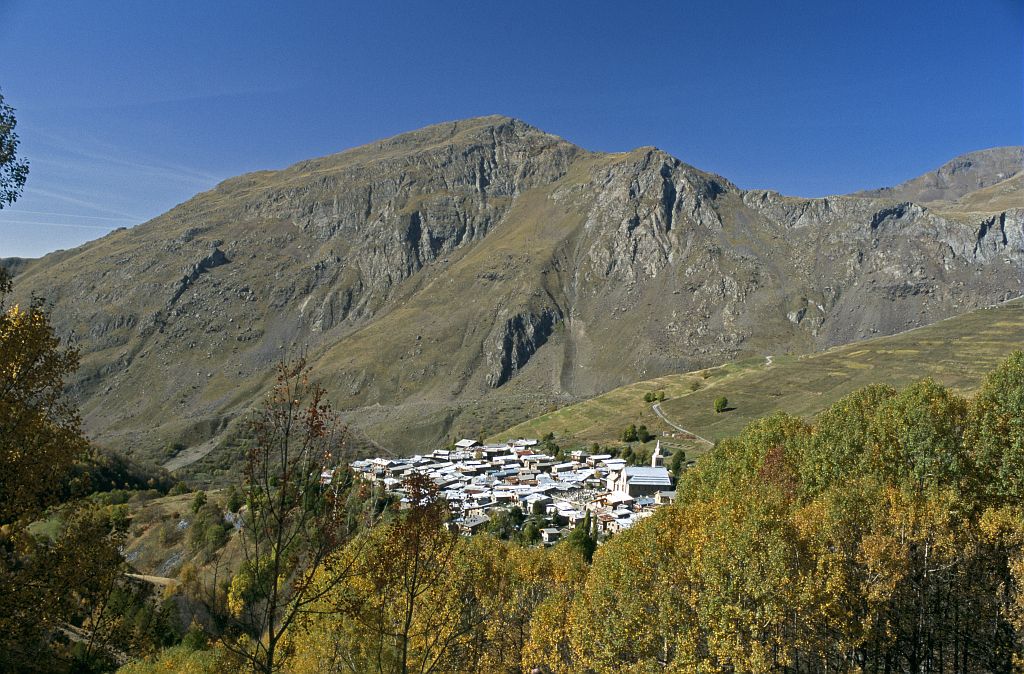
[0,220,115,231]
[32,154,218,188]
[24,187,144,220]
[4,210,135,222]
[30,128,224,184]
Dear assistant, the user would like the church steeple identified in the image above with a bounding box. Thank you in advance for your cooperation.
[651,439,664,467]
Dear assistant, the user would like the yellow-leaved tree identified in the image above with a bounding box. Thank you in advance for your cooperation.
[0,266,126,670]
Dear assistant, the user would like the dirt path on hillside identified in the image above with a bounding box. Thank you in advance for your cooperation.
[651,402,714,445]
[125,573,178,587]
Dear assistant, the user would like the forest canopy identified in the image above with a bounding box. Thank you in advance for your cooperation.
[125,351,1024,673]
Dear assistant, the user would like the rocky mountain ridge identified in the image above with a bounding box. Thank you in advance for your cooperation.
[5,116,1022,471]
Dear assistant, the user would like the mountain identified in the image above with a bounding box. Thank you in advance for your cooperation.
[853,146,1023,207]
[6,117,1023,473]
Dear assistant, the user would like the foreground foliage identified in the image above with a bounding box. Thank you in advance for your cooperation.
[120,352,1024,672]
[0,267,130,672]
[569,355,1024,672]
[211,361,371,674]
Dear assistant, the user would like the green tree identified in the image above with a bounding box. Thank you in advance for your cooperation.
[487,506,525,540]
[636,424,653,443]
[225,484,244,513]
[669,448,686,476]
[0,90,29,208]
[621,424,638,442]
[190,490,207,514]
[542,431,561,458]
[714,396,729,413]
[565,513,597,563]
[521,520,542,545]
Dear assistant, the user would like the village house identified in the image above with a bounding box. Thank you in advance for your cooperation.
[460,515,490,536]
[655,490,676,506]
[541,528,562,545]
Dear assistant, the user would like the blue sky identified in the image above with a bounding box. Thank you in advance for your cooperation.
[0,0,1020,258]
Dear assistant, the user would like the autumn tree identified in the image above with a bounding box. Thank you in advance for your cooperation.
[565,363,1024,671]
[966,350,1024,502]
[0,265,127,670]
[218,359,367,674]
[0,270,86,526]
[288,473,489,673]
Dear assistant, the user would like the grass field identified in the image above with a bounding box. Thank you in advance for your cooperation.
[493,298,1024,451]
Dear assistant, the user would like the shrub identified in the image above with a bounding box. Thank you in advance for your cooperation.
[637,425,653,443]
[714,396,729,413]
[190,491,207,514]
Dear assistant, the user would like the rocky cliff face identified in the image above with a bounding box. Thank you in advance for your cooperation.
[9,117,1023,468]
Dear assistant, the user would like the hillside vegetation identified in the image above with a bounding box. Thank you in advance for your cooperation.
[123,352,1024,672]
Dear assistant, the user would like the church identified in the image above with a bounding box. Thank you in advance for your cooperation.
[606,441,674,497]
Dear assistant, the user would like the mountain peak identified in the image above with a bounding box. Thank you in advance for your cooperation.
[854,146,1024,205]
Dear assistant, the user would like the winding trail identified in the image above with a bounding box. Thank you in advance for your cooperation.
[650,353,778,447]
[651,402,714,446]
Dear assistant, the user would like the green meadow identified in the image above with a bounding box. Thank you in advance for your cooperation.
[494,298,1024,452]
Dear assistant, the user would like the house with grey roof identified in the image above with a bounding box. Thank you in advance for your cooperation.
[607,465,674,497]
[459,515,490,536]
[541,528,562,544]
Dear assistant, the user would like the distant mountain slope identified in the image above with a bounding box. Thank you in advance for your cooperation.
[0,257,33,277]
[494,296,1024,453]
[9,117,1023,469]
[943,171,1024,214]
[853,146,1023,206]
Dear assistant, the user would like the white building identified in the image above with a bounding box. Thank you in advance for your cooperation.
[607,465,674,497]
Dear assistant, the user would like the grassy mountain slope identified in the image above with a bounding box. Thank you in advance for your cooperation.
[494,296,1024,451]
